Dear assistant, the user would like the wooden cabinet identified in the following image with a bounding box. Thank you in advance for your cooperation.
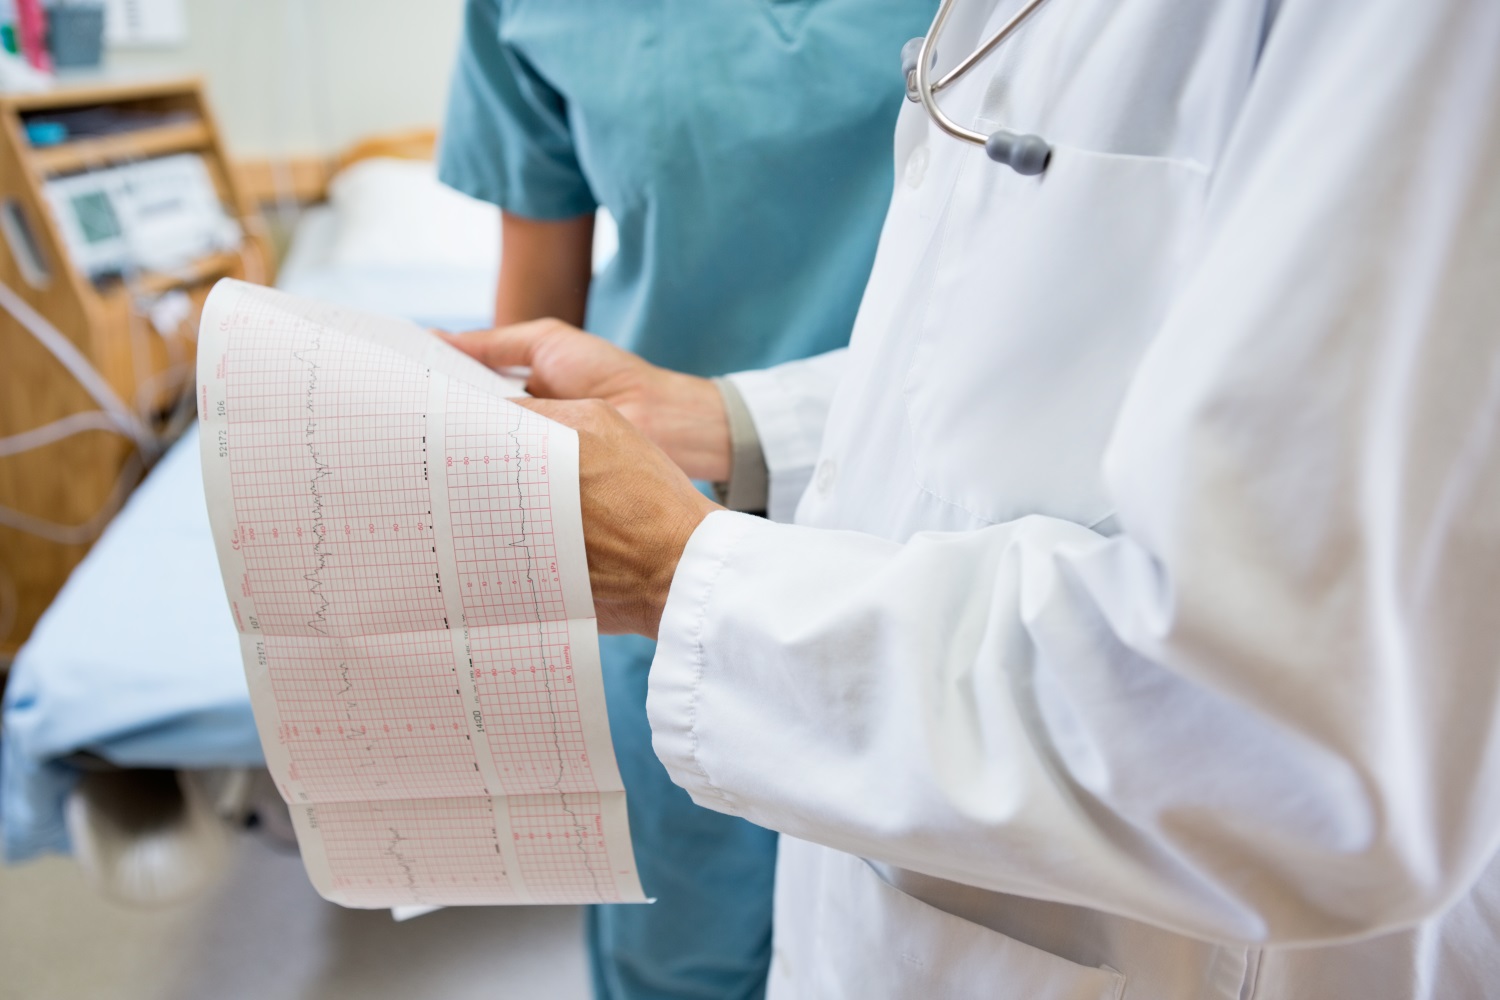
[0,77,271,661]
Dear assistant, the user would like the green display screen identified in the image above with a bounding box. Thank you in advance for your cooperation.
[70,191,121,244]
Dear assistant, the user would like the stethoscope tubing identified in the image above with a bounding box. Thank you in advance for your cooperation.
[909,0,1055,173]
[930,0,1052,97]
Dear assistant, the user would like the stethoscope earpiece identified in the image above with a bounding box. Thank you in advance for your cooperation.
[985,130,1051,176]
[902,36,934,102]
[900,37,929,80]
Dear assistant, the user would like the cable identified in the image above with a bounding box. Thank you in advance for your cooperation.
[0,131,260,549]
[0,409,130,458]
[0,281,152,544]
[0,278,154,454]
[0,147,179,550]
[126,273,159,419]
[0,449,144,545]
[234,218,270,287]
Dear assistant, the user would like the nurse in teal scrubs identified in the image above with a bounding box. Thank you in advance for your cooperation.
[438,2,933,997]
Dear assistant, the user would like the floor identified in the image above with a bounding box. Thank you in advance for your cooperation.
[0,833,591,1000]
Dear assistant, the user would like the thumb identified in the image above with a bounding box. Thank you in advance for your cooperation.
[440,319,559,370]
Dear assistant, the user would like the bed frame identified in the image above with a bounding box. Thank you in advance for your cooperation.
[234,126,437,207]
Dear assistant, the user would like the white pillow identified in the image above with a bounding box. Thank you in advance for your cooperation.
[325,157,501,274]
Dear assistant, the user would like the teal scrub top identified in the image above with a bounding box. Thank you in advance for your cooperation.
[437,0,934,377]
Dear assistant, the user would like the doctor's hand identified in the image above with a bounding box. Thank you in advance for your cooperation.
[442,321,731,482]
[515,397,719,639]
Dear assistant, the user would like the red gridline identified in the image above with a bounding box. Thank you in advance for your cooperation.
[224,308,446,640]
[469,623,593,795]
[264,631,484,802]
[316,797,517,905]
[511,792,621,903]
[221,296,618,901]
[446,382,598,798]
[445,380,566,627]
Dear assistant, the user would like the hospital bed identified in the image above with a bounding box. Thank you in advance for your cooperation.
[0,151,506,885]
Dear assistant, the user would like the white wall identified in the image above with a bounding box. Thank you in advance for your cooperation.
[101,0,465,158]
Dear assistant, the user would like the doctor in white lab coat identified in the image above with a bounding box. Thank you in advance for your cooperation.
[448,0,1500,996]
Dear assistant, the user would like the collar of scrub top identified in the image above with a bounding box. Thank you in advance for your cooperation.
[902,0,1054,176]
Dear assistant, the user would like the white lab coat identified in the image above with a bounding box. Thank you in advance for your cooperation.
[647,0,1500,997]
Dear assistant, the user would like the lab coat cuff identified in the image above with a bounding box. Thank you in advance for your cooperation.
[646,509,759,816]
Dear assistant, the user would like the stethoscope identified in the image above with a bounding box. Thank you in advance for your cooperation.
[903,0,1054,176]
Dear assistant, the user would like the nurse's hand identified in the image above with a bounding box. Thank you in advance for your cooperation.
[442,321,731,482]
[514,396,719,638]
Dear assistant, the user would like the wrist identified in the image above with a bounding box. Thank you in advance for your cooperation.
[642,370,731,482]
[638,490,718,639]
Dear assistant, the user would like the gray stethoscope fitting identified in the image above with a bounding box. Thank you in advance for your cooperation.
[903,0,1054,175]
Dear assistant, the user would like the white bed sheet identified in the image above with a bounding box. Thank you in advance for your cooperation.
[2,426,255,860]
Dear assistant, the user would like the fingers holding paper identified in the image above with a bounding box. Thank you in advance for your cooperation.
[441,319,647,404]
[444,321,733,481]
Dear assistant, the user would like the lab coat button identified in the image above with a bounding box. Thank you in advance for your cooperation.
[815,460,837,494]
[904,145,929,188]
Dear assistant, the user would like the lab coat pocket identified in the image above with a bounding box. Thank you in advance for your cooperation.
[781,851,1125,1000]
[901,143,1208,528]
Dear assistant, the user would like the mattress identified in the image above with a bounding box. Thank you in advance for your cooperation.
[2,425,256,860]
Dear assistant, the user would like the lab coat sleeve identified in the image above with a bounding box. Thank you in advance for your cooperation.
[723,348,847,523]
[437,0,597,219]
[647,0,1500,946]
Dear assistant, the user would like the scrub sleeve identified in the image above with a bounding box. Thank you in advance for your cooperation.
[438,0,597,220]
[438,4,777,998]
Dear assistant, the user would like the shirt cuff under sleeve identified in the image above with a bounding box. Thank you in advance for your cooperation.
[722,349,846,523]
[711,377,769,514]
